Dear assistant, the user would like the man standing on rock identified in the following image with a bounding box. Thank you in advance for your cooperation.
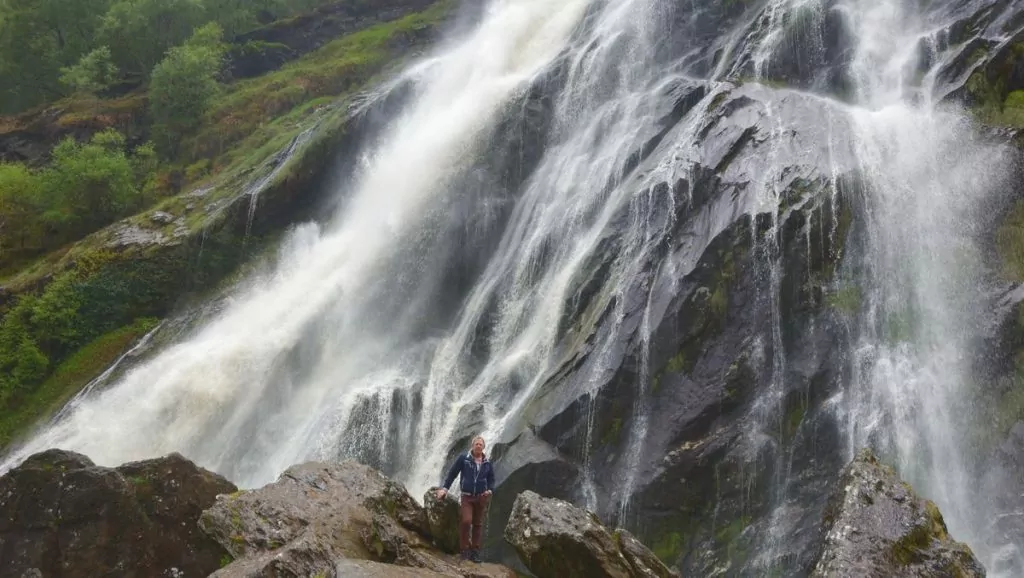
[436,435,495,563]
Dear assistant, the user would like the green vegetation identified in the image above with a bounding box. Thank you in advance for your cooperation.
[0,0,348,114]
[189,3,452,162]
[150,23,228,158]
[0,317,157,447]
[0,130,156,273]
[600,417,623,446]
[996,201,1024,281]
[890,501,950,566]
[651,531,685,564]
[0,0,453,447]
[826,285,862,315]
[964,42,1024,128]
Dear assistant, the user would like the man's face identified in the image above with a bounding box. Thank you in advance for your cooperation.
[473,438,485,454]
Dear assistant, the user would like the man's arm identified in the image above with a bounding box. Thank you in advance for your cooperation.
[486,463,495,493]
[441,455,463,490]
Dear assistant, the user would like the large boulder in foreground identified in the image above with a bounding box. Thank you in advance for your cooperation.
[0,448,236,578]
[811,448,986,577]
[424,487,461,554]
[504,490,678,578]
[200,460,515,578]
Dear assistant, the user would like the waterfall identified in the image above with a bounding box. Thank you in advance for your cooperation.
[838,0,1017,571]
[2,0,1021,573]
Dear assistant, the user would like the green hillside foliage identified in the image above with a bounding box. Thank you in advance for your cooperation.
[0,0,452,448]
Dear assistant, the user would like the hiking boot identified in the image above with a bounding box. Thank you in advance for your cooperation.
[459,550,471,562]
[469,550,482,563]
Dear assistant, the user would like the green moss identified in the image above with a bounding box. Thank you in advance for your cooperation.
[884,310,916,344]
[601,417,623,446]
[826,285,861,314]
[0,317,157,448]
[714,515,752,566]
[708,90,730,113]
[782,398,807,442]
[666,351,690,374]
[651,531,685,564]
[651,371,663,393]
[220,554,233,568]
[996,201,1024,281]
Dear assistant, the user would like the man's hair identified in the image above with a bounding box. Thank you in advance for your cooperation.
[472,435,485,445]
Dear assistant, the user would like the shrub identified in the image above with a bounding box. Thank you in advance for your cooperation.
[149,23,227,159]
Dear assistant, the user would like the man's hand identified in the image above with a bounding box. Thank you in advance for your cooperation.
[435,488,447,500]
[483,490,492,497]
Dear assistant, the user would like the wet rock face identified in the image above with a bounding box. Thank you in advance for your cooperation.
[0,448,236,578]
[504,490,678,578]
[811,449,985,578]
[200,460,515,578]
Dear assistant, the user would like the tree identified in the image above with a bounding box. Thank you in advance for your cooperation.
[41,129,140,239]
[0,0,113,112]
[0,163,44,255]
[149,22,227,158]
[59,46,119,95]
[97,0,207,79]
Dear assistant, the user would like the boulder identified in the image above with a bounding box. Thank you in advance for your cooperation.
[504,490,678,578]
[424,487,461,554]
[0,448,236,578]
[810,449,986,577]
[200,460,515,578]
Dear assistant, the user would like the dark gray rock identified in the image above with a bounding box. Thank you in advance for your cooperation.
[810,449,985,578]
[504,490,678,578]
[0,448,236,578]
[200,460,515,578]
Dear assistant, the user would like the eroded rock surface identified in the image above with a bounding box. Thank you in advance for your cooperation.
[811,449,985,577]
[504,490,678,578]
[0,448,236,578]
[200,460,514,578]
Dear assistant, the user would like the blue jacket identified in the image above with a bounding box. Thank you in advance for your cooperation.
[442,452,495,496]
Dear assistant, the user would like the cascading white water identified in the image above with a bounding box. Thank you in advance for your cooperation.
[1,0,1020,572]
[836,0,1016,573]
[0,0,598,486]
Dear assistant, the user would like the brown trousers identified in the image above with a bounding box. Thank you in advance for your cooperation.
[460,494,490,551]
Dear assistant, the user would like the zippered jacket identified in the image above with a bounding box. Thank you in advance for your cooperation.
[442,452,495,496]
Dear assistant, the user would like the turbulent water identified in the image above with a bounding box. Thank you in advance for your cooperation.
[3,0,1023,574]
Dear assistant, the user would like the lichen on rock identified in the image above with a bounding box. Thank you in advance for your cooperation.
[810,448,986,577]
[503,490,678,578]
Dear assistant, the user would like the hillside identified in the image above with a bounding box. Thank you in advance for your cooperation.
[0,0,454,448]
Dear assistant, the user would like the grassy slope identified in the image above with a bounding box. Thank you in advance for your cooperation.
[0,318,158,447]
[0,1,452,449]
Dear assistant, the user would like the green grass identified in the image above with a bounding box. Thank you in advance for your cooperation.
[188,1,453,165]
[0,317,158,448]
